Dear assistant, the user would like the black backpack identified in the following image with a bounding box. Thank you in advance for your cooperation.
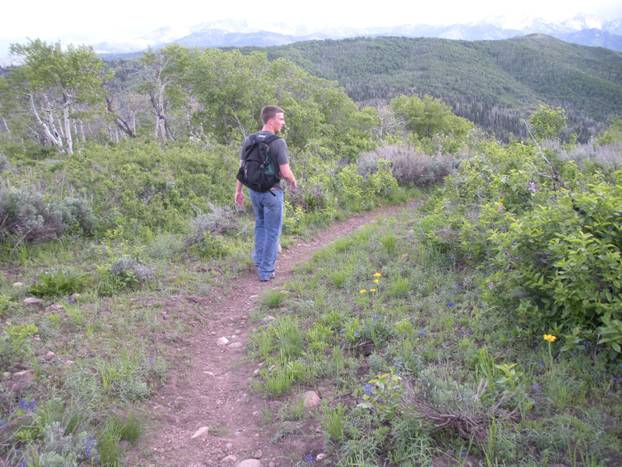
[237,133,281,192]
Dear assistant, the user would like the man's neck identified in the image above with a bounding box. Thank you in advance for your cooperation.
[261,125,275,134]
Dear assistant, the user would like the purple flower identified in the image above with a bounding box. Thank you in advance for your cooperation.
[0,419,7,428]
[18,399,36,412]
[84,436,97,460]
[447,301,455,308]
[364,383,374,396]
[303,452,315,463]
[418,329,427,337]
[488,282,494,290]
[528,181,538,194]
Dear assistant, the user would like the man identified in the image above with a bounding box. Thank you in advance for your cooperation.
[235,106,297,282]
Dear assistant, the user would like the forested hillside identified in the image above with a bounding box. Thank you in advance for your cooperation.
[262,35,622,140]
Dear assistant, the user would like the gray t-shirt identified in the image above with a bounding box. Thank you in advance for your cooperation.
[240,131,289,188]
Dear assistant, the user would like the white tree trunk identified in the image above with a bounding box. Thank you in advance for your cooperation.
[63,104,73,155]
[79,120,86,142]
[0,116,9,133]
[30,93,63,149]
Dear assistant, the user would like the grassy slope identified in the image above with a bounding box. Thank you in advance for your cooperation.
[249,211,622,465]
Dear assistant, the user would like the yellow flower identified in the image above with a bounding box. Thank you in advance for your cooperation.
[369,288,377,293]
[359,289,367,294]
[372,279,380,284]
[373,272,382,278]
[543,334,557,343]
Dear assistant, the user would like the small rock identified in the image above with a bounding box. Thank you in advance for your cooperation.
[64,360,74,366]
[316,453,327,461]
[221,454,237,464]
[253,449,263,459]
[237,460,261,467]
[10,370,34,392]
[12,282,24,287]
[269,462,276,467]
[2,372,11,379]
[204,371,215,377]
[228,342,243,349]
[303,390,321,409]
[253,369,260,375]
[217,337,230,346]
[264,315,276,321]
[46,303,64,312]
[225,442,233,450]
[191,426,209,439]
[23,297,44,307]
[44,351,56,360]
[68,293,81,303]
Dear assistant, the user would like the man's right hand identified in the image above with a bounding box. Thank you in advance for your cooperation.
[235,191,245,208]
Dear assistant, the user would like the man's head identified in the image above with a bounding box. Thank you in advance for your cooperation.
[261,105,285,134]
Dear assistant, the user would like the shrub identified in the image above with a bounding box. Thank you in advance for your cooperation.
[0,186,95,243]
[0,153,9,172]
[358,145,453,186]
[29,269,88,297]
[184,206,237,258]
[109,256,154,285]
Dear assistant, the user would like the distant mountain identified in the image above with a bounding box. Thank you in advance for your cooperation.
[557,29,622,51]
[94,15,622,59]
[261,35,622,141]
[173,29,302,48]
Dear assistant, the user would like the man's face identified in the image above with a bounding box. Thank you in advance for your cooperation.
[271,112,285,133]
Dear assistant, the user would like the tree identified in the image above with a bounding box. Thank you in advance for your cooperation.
[390,94,473,152]
[10,40,107,155]
[138,45,194,142]
[528,104,567,140]
[596,117,622,145]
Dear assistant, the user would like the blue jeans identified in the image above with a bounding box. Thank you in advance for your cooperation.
[249,188,283,280]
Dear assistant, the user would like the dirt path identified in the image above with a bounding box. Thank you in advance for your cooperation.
[127,202,415,466]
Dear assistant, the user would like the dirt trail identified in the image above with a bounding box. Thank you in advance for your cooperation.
[127,202,415,466]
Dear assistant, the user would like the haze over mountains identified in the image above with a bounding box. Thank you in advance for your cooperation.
[92,14,622,57]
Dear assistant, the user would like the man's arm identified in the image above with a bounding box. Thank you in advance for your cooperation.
[235,161,245,207]
[279,163,298,189]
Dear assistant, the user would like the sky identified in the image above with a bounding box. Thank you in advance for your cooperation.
[2,0,621,59]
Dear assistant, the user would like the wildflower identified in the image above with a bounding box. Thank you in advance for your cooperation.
[373,272,382,278]
[418,329,427,337]
[363,383,374,396]
[359,289,367,295]
[84,436,97,460]
[18,399,36,412]
[303,452,315,463]
[369,288,377,293]
[372,279,380,284]
[488,282,494,290]
[543,334,557,343]
[528,180,538,194]
[0,419,6,429]
[447,301,455,308]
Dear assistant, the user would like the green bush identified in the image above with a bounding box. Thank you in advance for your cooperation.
[29,269,88,297]
[418,140,622,358]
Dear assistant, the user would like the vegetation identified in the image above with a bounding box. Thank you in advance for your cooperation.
[248,137,622,465]
[1,34,620,465]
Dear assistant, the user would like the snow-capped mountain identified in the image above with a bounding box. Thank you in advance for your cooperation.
[71,15,622,58]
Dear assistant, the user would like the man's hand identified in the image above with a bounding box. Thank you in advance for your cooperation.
[235,191,245,208]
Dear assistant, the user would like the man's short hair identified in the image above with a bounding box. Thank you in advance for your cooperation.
[261,105,284,124]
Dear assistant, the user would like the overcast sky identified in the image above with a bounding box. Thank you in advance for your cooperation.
[2,0,621,55]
